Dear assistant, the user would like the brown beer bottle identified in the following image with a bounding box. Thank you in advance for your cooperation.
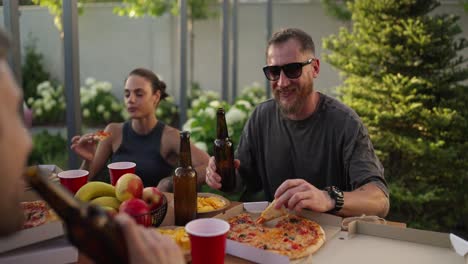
[25,167,128,264]
[173,131,197,226]
[214,108,236,192]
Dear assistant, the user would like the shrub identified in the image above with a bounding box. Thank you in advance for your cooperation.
[22,35,52,104]
[81,78,124,126]
[27,81,65,125]
[28,130,68,169]
[183,84,266,155]
[156,96,179,127]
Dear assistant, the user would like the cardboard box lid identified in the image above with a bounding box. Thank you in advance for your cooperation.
[22,165,62,202]
[310,221,466,264]
[0,237,77,264]
[0,220,65,254]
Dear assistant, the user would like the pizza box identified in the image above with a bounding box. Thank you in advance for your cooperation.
[214,202,343,264]
[312,220,467,264]
[0,165,65,254]
[214,202,468,264]
[22,164,62,202]
[0,237,77,264]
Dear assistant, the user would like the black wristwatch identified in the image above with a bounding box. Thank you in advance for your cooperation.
[325,186,344,213]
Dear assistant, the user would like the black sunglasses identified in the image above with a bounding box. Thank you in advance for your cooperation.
[263,58,314,81]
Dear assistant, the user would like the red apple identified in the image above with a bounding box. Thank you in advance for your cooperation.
[119,198,151,226]
[115,173,143,202]
[142,187,164,210]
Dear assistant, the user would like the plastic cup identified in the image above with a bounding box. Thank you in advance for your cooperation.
[58,169,89,194]
[107,162,136,185]
[185,218,230,264]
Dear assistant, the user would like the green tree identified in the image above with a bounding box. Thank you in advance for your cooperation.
[323,0,468,236]
[30,0,115,33]
[320,0,353,21]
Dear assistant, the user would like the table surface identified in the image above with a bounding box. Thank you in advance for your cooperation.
[78,192,405,264]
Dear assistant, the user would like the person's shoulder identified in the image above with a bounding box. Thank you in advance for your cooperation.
[320,93,362,125]
[105,122,124,133]
[251,99,277,118]
[162,124,181,139]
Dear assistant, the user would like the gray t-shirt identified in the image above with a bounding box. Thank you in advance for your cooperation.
[236,93,388,201]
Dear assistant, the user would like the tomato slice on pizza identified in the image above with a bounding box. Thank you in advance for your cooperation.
[93,130,111,141]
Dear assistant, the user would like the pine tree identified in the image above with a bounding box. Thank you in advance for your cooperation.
[323,0,468,235]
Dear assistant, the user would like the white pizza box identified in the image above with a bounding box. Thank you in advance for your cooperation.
[0,165,65,254]
[311,220,467,264]
[0,237,77,264]
[214,202,343,264]
[215,202,467,264]
[0,216,65,254]
[22,164,62,202]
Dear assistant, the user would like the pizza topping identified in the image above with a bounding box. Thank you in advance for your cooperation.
[289,217,300,223]
[21,200,50,229]
[93,130,111,141]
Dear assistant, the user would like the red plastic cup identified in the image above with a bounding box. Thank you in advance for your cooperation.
[185,218,230,264]
[107,162,136,186]
[58,170,89,194]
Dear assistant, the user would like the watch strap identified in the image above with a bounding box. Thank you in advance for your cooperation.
[325,186,344,213]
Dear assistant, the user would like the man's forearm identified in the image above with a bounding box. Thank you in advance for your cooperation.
[336,183,389,218]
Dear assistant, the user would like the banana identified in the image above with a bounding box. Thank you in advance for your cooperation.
[90,196,121,210]
[75,181,115,202]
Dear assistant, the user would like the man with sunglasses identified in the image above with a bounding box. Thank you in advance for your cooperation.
[206,28,389,218]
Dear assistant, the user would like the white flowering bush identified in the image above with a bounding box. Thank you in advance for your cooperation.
[27,81,65,125]
[80,78,124,126]
[183,83,266,155]
[156,96,179,127]
[237,82,268,106]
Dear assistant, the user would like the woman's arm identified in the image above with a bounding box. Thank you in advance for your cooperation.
[85,124,118,180]
[159,126,210,191]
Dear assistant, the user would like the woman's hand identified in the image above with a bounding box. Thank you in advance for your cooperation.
[70,133,98,161]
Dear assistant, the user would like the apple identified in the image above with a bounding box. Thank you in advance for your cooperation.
[115,173,143,202]
[142,187,164,210]
[119,198,151,226]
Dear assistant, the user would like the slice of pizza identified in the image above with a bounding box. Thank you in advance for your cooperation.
[256,199,288,225]
[21,200,49,229]
[93,130,111,141]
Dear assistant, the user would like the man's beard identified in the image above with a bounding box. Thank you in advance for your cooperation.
[274,83,313,116]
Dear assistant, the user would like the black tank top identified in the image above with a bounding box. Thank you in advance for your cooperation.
[110,121,175,187]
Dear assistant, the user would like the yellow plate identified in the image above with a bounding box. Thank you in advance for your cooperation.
[197,192,231,217]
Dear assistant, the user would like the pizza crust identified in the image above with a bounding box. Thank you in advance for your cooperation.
[256,199,287,224]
